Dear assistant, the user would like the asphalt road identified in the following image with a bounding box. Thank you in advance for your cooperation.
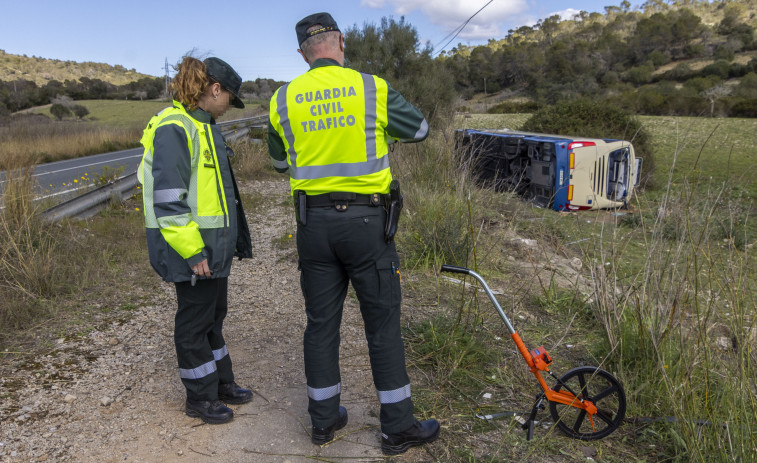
[0,147,142,202]
[36,147,142,199]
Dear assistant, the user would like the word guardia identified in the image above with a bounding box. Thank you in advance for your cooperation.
[295,86,358,133]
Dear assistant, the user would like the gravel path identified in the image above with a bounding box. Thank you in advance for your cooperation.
[0,178,433,462]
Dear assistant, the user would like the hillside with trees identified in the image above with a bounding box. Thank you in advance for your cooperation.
[0,52,286,119]
[441,0,757,117]
[0,50,153,86]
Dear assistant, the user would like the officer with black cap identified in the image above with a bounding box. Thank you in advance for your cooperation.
[139,55,253,425]
[267,12,439,455]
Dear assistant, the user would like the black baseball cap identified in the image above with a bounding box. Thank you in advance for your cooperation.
[296,12,340,47]
[204,57,245,109]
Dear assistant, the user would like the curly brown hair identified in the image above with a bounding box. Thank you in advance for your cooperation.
[170,57,210,111]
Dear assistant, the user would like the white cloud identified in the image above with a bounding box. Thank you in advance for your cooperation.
[361,0,530,40]
[360,0,387,8]
[551,8,582,21]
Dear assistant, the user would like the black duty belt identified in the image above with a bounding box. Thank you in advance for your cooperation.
[306,192,386,210]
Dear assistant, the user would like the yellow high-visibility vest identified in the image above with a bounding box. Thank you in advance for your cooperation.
[138,102,229,261]
[269,65,394,195]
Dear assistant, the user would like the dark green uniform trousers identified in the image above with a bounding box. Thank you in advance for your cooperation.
[297,204,416,434]
[174,277,235,401]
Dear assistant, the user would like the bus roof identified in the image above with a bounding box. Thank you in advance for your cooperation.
[461,128,624,145]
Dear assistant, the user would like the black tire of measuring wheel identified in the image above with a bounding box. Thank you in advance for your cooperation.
[548,366,626,440]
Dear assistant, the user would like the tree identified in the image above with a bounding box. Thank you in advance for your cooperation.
[50,103,71,120]
[700,84,731,117]
[51,94,74,108]
[537,15,561,47]
[72,104,89,119]
[345,16,455,124]
[468,46,497,93]
[633,13,674,61]
[670,9,703,51]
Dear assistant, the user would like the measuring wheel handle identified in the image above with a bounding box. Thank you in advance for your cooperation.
[440,264,471,275]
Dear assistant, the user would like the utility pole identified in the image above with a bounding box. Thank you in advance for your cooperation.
[483,77,487,112]
[164,58,169,98]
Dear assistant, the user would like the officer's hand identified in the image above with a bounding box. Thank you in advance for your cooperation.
[192,259,211,277]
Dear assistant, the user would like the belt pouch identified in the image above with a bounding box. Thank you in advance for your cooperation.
[295,190,307,226]
[384,180,403,242]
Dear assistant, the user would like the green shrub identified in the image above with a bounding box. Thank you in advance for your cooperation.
[730,98,757,117]
[486,100,539,114]
[683,43,705,59]
[702,60,731,79]
[397,190,470,269]
[72,104,89,119]
[648,50,670,67]
[664,62,694,81]
[229,139,277,180]
[406,315,496,384]
[50,103,70,120]
[624,63,654,85]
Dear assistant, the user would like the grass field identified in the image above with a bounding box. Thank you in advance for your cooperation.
[5,99,269,166]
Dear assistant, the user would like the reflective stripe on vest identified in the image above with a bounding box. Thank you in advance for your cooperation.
[273,70,390,183]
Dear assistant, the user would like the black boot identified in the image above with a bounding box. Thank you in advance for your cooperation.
[381,419,440,455]
[185,399,234,424]
[311,406,348,445]
[218,381,253,404]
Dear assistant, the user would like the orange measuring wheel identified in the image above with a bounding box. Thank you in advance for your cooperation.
[441,265,626,440]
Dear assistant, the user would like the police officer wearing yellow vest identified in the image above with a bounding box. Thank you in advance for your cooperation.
[139,56,253,425]
[268,13,440,455]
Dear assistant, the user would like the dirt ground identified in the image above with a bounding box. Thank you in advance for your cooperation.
[0,178,442,462]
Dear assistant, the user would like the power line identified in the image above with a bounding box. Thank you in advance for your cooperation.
[433,0,494,57]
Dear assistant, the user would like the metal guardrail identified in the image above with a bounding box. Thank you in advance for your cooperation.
[41,172,140,222]
[40,115,268,222]
[217,114,268,128]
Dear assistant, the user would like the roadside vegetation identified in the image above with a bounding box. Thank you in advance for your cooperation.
[388,109,756,461]
[0,113,141,164]
[0,154,153,348]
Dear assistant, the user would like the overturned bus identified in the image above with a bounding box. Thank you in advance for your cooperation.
[457,128,642,211]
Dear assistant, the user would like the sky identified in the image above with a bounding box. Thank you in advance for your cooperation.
[2,0,624,83]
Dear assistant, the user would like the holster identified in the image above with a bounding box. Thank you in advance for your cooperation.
[294,190,307,226]
[384,180,403,242]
